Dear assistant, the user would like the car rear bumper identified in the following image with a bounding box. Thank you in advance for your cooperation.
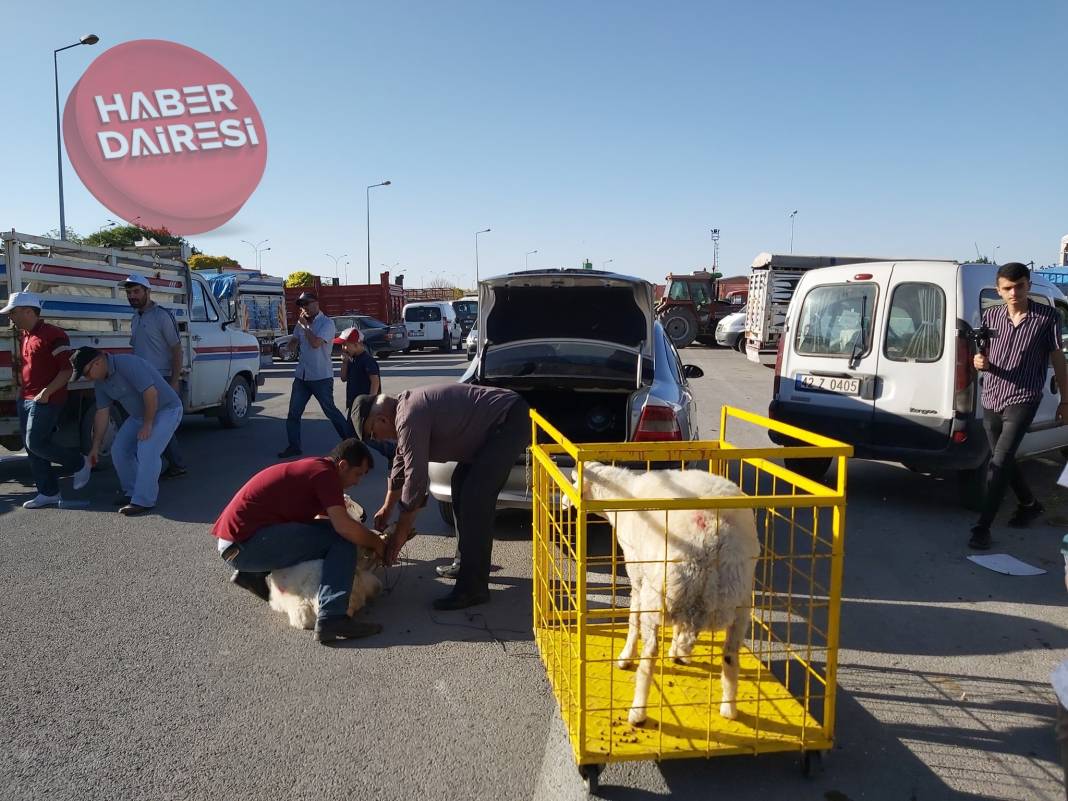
[768,399,988,470]
[429,460,532,508]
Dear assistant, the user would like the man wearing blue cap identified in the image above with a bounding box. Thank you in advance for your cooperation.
[122,274,187,479]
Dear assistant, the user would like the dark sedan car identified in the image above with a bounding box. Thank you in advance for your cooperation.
[331,314,409,358]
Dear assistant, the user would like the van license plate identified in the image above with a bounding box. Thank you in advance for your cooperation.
[407,328,420,337]
[795,374,861,395]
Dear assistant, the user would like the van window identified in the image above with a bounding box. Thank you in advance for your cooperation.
[794,283,876,358]
[405,306,442,322]
[884,283,945,362]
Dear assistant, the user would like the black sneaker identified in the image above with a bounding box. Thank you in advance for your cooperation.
[112,493,133,507]
[1007,500,1044,529]
[230,570,270,602]
[432,588,490,611]
[315,617,383,643]
[277,446,303,459]
[968,526,992,550]
[160,465,188,480]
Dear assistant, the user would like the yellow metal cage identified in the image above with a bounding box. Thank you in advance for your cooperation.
[530,406,852,790]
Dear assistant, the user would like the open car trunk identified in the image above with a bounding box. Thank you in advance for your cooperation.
[496,384,635,444]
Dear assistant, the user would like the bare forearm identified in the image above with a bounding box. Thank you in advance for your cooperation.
[369,374,381,395]
[91,408,110,450]
[170,345,182,383]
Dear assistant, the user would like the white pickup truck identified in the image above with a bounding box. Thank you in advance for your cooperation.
[0,231,263,455]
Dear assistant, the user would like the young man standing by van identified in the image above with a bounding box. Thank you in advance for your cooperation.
[969,262,1068,550]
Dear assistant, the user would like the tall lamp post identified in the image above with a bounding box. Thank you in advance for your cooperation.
[55,34,100,240]
[788,210,798,254]
[475,228,491,284]
[241,239,269,270]
[258,247,271,270]
[366,180,391,283]
[326,252,348,282]
[602,259,613,269]
[525,249,537,269]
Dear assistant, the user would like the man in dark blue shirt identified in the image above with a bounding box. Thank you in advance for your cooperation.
[336,327,381,412]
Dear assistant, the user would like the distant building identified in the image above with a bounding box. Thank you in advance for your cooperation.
[1061,234,1067,266]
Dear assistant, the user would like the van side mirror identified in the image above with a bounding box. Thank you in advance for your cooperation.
[682,364,704,379]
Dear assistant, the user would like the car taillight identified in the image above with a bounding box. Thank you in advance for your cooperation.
[774,336,785,377]
[953,336,975,414]
[634,403,682,441]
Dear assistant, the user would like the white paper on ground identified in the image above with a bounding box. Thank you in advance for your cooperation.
[966,553,1047,576]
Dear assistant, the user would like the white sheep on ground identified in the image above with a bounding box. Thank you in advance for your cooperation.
[266,498,390,630]
[575,462,760,725]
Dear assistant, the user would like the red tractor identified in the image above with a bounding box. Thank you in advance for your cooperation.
[655,270,746,348]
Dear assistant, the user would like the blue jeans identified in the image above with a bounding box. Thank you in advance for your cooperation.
[223,520,356,621]
[111,405,183,507]
[285,378,352,449]
[18,399,83,497]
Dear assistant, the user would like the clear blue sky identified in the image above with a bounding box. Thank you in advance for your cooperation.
[5,0,1067,287]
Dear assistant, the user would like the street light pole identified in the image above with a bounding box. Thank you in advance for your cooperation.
[54,34,99,240]
[258,247,270,271]
[788,210,798,254]
[525,249,537,269]
[326,252,348,282]
[366,180,391,283]
[602,259,613,269]
[475,228,491,285]
[241,238,268,270]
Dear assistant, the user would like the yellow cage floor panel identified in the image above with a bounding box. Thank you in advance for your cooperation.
[537,622,832,764]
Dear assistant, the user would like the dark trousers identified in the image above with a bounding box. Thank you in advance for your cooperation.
[286,378,353,449]
[450,400,530,594]
[976,402,1039,529]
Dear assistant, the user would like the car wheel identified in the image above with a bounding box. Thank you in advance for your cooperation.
[734,336,746,353]
[377,349,390,360]
[219,375,252,428]
[661,308,698,348]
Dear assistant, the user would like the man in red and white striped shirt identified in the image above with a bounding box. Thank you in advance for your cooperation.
[969,262,1068,549]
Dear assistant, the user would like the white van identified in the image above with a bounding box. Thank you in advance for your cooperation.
[768,260,1068,499]
[402,301,462,352]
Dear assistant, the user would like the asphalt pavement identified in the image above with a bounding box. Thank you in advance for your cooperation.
[1,347,1066,801]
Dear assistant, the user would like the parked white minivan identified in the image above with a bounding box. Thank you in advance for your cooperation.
[403,301,462,352]
[768,260,1068,500]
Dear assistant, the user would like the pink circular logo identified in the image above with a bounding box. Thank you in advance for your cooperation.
[63,39,267,235]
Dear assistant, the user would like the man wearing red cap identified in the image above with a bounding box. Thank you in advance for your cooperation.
[335,326,381,412]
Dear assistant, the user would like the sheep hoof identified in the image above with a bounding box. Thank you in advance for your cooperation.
[617,658,635,670]
[719,702,738,720]
[628,708,647,726]
[672,656,691,666]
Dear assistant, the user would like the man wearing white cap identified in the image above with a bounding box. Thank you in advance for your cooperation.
[122,274,187,478]
[1,292,91,508]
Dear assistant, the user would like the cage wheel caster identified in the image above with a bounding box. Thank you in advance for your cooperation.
[578,764,602,795]
[801,749,823,777]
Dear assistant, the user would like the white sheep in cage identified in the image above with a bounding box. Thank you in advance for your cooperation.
[574,462,760,725]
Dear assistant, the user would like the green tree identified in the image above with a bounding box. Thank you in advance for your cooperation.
[285,271,316,287]
[82,224,196,253]
[189,254,242,271]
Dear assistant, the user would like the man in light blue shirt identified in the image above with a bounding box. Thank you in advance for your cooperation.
[72,346,183,516]
[123,274,187,478]
[278,292,351,458]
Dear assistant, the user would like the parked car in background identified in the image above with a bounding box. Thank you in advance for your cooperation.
[331,314,408,358]
[452,296,478,337]
[428,268,705,523]
[714,306,748,352]
[403,301,462,352]
[465,322,478,360]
